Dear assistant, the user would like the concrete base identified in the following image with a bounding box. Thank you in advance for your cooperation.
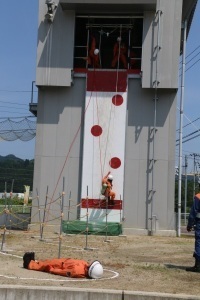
[28,223,177,237]
[123,227,177,237]
[0,286,199,300]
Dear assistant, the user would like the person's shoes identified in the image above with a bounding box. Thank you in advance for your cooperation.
[30,252,35,261]
[186,259,200,272]
[186,265,200,272]
[23,252,35,269]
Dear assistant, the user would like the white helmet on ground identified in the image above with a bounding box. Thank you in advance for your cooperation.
[88,261,103,279]
[108,174,113,181]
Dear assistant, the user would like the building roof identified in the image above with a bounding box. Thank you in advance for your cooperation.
[182,0,197,38]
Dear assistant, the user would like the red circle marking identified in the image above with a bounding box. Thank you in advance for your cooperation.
[109,157,121,169]
[91,125,102,137]
[112,94,123,106]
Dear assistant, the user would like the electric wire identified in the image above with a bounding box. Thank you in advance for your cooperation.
[180,44,200,63]
[185,58,200,72]
[0,100,28,106]
[176,117,200,131]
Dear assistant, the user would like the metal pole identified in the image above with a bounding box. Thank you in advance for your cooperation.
[1,226,6,252]
[9,179,14,230]
[177,20,187,237]
[184,155,188,225]
[41,186,48,240]
[66,191,71,232]
[36,188,42,239]
[84,186,92,251]
[58,177,65,258]
[193,154,196,199]
[104,197,108,242]
[4,182,7,208]
[31,81,35,103]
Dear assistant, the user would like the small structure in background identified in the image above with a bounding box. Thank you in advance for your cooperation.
[24,185,30,206]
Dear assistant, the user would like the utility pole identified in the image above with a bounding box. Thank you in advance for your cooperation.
[184,155,188,225]
[177,20,187,237]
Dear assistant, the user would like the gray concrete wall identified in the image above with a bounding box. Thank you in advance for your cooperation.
[36,1,75,86]
[0,286,200,300]
[32,78,86,222]
[123,79,177,234]
[32,0,183,234]
[142,0,182,89]
[32,76,177,235]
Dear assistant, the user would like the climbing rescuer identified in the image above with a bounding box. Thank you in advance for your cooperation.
[186,187,200,272]
[101,171,116,201]
[88,36,100,68]
[23,252,103,279]
[111,37,128,69]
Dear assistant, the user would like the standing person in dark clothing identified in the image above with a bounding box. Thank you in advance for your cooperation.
[186,187,200,272]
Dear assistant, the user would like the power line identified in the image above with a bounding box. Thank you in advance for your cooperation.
[0,116,35,119]
[0,100,28,106]
[181,133,200,144]
[0,105,28,111]
[180,44,200,63]
[176,132,200,146]
[185,57,200,72]
[183,117,200,129]
[176,116,200,131]
[0,90,36,93]
[185,51,200,65]
[179,56,200,76]
[0,111,31,115]
[176,129,200,143]
[179,43,200,75]
[179,50,200,71]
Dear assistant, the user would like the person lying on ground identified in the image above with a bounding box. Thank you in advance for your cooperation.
[23,252,103,279]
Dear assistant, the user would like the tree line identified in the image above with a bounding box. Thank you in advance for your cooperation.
[175,176,200,213]
[0,155,198,212]
[0,155,34,193]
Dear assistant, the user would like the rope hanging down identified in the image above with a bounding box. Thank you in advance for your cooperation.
[0,117,36,141]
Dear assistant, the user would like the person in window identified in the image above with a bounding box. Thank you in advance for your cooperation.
[88,36,100,68]
[111,37,128,69]
[23,252,103,279]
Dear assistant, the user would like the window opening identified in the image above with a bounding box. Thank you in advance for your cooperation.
[74,16,143,71]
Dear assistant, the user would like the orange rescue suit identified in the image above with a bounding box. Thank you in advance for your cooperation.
[88,37,100,68]
[28,258,89,278]
[111,41,128,69]
[102,172,116,200]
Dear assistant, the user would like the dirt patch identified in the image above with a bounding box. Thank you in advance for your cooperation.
[0,229,199,296]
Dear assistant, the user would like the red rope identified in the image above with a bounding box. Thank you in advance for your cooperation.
[45,70,97,223]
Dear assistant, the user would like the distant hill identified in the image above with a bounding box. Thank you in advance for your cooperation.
[0,155,34,193]
[0,154,24,162]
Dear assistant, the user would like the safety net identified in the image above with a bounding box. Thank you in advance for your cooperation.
[0,117,36,141]
[62,220,122,236]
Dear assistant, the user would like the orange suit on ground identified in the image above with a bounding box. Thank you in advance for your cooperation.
[28,258,89,278]
[102,172,116,200]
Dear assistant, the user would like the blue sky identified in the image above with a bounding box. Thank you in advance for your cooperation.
[0,1,38,160]
[176,1,200,172]
[0,1,199,169]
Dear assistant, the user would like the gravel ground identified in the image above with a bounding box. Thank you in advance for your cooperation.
[0,228,200,296]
